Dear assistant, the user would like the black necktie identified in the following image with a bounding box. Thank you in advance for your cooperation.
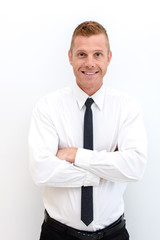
[81,98,94,226]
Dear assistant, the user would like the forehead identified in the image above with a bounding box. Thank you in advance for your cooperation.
[72,34,108,52]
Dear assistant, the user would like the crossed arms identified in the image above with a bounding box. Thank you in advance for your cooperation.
[28,98,147,187]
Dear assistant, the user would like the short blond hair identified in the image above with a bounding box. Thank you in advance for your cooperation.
[70,21,110,53]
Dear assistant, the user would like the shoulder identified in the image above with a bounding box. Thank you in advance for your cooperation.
[106,86,138,102]
[106,86,130,99]
[37,86,73,105]
[33,86,73,113]
[43,86,73,102]
[105,86,142,113]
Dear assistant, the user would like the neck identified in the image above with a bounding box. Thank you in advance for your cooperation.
[76,83,103,96]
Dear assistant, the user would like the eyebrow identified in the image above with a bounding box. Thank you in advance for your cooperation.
[75,49,104,53]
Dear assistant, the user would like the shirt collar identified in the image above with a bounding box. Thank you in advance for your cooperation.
[72,83,105,111]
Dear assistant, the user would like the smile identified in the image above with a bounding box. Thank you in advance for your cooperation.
[81,71,98,76]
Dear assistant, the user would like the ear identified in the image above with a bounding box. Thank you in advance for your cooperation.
[107,51,112,67]
[68,50,73,66]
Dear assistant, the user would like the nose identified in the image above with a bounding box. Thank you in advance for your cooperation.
[84,56,95,68]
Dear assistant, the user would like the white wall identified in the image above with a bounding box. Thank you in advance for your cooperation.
[0,0,159,239]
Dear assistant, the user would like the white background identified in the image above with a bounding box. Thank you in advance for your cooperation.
[0,0,159,239]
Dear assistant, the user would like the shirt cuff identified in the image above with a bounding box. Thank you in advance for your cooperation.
[75,148,92,168]
[75,148,100,186]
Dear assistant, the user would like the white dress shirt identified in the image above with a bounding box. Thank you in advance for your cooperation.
[28,83,147,231]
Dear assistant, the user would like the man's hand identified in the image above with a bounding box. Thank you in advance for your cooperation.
[56,147,78,163]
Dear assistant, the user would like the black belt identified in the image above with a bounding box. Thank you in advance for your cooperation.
[44,211,126,240]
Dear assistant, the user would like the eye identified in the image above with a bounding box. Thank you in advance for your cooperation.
[95,52,102,57]
[78,52,86,57]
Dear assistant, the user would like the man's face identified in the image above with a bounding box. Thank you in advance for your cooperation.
[68,33,112,95]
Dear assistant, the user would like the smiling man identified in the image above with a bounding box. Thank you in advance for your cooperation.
[68,32,112,96]
[29,21,147,240]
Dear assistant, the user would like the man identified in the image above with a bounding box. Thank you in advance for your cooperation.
[29,21,147,240]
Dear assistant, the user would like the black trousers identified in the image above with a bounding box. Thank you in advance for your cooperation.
[39,221,129,240]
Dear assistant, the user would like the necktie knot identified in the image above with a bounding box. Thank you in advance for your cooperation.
[85,98,94,108]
